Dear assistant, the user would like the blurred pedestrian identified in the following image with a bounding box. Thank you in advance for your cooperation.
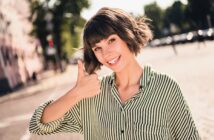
[32,72,37,81]
[171,36,178,55]
[197,29,206,49]
[29,7,200,140]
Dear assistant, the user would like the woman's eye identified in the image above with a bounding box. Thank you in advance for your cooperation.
[94,47,101,52]
[108,38,115,44]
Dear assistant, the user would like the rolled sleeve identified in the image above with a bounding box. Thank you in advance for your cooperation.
[29,100,82,135]
[29,100,63,134]
[37,101,65,133]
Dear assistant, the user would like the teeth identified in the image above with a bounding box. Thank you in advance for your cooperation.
[108,56,119,64]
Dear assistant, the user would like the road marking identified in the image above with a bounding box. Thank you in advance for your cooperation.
[20,129,31,140]
[0,113,32,128]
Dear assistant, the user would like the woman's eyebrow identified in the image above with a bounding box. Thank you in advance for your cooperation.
[92,44,100,48]
[93,35,115,48]
[107,34,115,40]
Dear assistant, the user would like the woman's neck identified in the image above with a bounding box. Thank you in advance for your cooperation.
[115,59,143,88]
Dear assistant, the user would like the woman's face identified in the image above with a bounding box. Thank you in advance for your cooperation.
[92,34,134,72]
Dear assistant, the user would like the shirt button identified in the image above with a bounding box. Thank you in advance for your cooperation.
[121,130,124,133]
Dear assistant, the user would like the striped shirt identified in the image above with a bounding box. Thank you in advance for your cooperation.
[29,65,200,140]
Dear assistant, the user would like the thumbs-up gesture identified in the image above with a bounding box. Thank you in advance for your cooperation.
[73,60,101,99]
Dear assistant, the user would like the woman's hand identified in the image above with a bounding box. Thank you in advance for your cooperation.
[72,60,101,99]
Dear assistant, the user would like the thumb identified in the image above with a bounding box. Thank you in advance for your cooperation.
[77,60,86,80]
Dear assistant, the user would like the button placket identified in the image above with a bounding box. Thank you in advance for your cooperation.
[120,108,126,135]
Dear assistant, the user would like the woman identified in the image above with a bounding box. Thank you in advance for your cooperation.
[29,7,200,140]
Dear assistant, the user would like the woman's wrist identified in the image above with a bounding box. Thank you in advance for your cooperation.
[65,87,83,104]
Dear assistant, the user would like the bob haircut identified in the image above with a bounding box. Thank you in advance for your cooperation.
[83,7,153,74]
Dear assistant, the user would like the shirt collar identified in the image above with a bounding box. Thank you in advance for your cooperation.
[109,65,153,90]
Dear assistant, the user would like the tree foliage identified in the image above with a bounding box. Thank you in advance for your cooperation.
[164,1,187,33]
[186,0,212,29]
[144,2,164,38]
[144,0,214,38]
[29,0,89,62]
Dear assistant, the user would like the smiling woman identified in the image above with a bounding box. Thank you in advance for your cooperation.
[83,7,152,74]
[29,7,201,140]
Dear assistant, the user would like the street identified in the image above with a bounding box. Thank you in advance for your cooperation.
[0,41,214,140]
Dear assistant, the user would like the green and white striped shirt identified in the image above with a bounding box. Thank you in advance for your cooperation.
[29,65,200,140]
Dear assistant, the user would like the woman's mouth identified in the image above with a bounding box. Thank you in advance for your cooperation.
[107,56,121,65]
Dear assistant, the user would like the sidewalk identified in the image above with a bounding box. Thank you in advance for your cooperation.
[0,65,76,104]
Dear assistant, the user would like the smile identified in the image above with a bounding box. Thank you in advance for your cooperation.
[107,56,120,65]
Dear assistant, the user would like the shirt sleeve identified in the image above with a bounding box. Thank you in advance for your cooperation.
[29,100,83,135]
[169,82,201,140]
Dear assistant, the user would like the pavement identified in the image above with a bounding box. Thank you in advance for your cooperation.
[0,41,214,139]
[0,66,77,104]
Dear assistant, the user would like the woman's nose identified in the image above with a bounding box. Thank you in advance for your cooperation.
[102,45,112,59]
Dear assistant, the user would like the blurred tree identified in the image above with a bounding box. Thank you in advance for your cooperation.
[144,2,164,38]
[52,0,89,56]
[29,0,89,70]
[164,1,189,34]
[210,0,214,27]
[29,0,48,61]
[186,0,212,29]
[61,17,85,58]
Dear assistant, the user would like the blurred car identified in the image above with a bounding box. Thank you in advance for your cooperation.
[149,39,161,47]
[147,28,214,48]
[185,31,198,43]
[202,28,214,40]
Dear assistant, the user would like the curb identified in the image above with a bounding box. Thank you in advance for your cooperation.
[0,88,42,104]
[0,70,60,104]
[0,65,76,104]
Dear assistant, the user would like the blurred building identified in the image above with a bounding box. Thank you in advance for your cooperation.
[0,0,43,94]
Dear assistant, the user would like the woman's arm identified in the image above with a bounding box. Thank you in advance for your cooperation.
[29,98,82,135]
[41,88,82,124]
[29,60,100,134]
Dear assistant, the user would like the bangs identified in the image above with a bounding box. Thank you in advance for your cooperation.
[84,18,116,48]
[82,7,153,74]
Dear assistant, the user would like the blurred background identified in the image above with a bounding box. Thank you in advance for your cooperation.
[0,0,214,140]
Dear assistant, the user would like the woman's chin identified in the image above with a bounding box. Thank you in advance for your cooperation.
[110,64,126,73]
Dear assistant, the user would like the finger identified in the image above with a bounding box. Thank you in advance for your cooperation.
[77,60,86,80]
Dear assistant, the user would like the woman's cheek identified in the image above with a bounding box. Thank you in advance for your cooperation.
[95,54,104,64]
[99,58,106,65]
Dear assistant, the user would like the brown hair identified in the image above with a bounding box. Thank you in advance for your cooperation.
[83,7,153,74]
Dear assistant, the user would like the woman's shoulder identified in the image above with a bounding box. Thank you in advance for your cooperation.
[147,65,183,100]
[146,65,181,89]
